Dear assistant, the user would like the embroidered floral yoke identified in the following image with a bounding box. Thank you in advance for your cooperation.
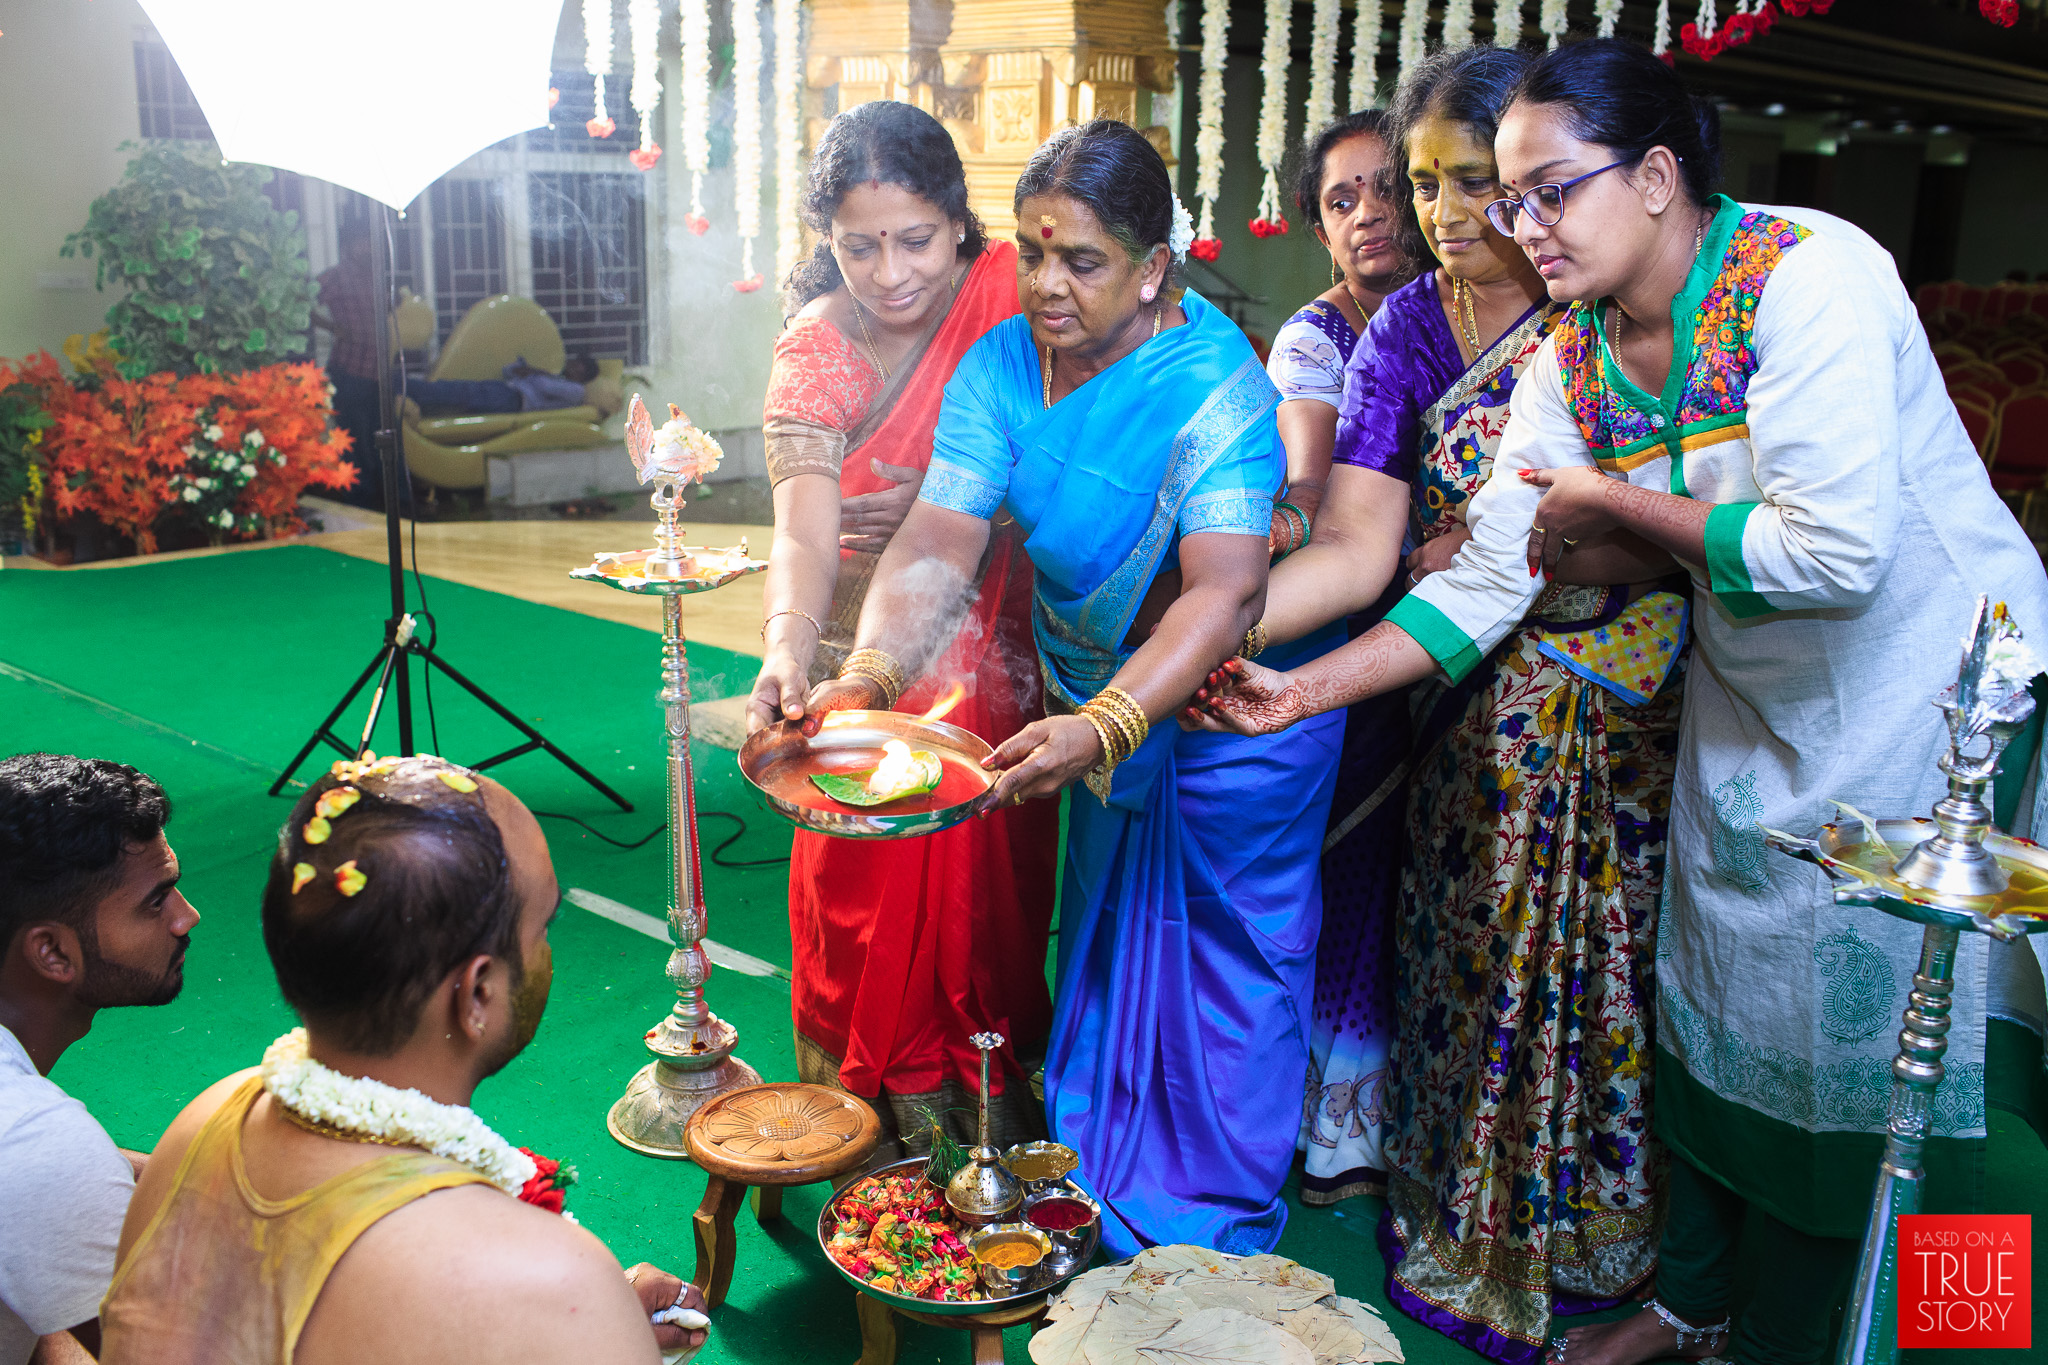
[1384,198,2048,1239]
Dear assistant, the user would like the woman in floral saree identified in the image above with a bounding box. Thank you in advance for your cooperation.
[748,102,1057,1155]
[809,121,1340,1256]
[1202,48,1684,1364]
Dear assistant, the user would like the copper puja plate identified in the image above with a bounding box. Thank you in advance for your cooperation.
[815,1157,1102,1318]
[569,544,765,597]
[1765,817,2048,940]
[739,710,996,840]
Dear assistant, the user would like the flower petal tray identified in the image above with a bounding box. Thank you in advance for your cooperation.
[815,1156,1101,1318]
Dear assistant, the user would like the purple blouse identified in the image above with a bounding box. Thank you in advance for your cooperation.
[1331,272,1464,482]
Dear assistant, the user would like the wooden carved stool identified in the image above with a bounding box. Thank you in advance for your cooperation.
[854,1294,1049,1365]
[683,1082,881,1308]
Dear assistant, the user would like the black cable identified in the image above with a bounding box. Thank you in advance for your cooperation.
[532,808,790,868]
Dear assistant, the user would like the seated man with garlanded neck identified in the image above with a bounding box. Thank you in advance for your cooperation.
[100,755,708,1365]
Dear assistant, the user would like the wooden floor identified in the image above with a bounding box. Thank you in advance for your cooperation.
[303,518,772,658]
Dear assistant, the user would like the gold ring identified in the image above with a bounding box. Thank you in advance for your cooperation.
[1562,536,1580,548]
[1534,526,1550,536]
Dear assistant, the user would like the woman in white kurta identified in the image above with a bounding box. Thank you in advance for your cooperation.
[1193,39,2048,1365]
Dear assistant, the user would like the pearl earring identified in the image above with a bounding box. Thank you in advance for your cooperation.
[956,233,965,243]
[1140,285,1157,303]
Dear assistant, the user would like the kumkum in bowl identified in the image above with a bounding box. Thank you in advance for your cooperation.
[1023,1187,1101,1259]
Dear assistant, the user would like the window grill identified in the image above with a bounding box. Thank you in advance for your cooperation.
[133,39,213,141]
[528,171,647,365]
[427,179,511,349]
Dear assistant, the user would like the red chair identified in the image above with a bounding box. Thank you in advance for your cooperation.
[1998,354,2046,389]
[1959,285,1990,318]
[1990,392,2048,527]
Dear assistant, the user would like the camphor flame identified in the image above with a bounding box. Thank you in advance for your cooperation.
[866,740,917,797]
[917,682,967,725]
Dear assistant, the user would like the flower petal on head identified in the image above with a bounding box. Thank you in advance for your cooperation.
[334,860,367,897]
[437,770,479,793]
[291,862,317,894]
[303,816,332,845]
[315,786,361,819]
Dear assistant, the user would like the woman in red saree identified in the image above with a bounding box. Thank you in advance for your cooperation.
[747,101,1057,1153]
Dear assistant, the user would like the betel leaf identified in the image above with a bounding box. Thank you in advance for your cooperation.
[809,752,943,807]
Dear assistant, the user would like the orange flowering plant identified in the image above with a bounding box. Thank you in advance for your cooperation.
[0,351,355,555]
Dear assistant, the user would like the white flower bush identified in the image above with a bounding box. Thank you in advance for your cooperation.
[165,405,286,540]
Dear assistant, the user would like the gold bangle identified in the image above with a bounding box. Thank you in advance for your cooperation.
[1106,689,1151,751]
[761,608,822,643]
[839,647,906,710]
[1081,687,1149,765]
[1242,621,1268,660]
[1099,687,1150,750]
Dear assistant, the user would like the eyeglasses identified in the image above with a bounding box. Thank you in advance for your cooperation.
[1484,159,1632,235]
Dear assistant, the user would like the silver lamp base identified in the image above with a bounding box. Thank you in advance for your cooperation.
[606,1051,765,1159]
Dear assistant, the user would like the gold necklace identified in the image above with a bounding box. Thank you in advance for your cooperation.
[851,298,889,380]
[276,1097,414,1148]
[1453,276,1480,352]
[1042,304,1163,409]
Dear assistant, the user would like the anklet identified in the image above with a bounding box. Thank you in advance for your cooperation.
[1645,1300,1731,1351]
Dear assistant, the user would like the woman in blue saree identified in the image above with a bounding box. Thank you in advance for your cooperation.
[803,120,1345,1256]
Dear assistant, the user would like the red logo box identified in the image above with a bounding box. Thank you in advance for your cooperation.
[1898,1214,2032,1350]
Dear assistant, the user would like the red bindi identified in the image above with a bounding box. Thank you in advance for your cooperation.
[1041,226,1053,238]
[1433,158,1440,169]
[879,229,886,237]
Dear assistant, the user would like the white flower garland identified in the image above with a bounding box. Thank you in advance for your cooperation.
[1253,0,1291,230]
[772,0,803,281]
[1168,195,1195,259]
[1305,0,1339,141]
[1441,0,1476,51]
[261,1029,536,1197]
[1694,0,1720,40]
[629,0,664,168]
[1652,0,1674,53]
[1396,0,1427,80]
[1348,0,1382,113]
[681,0,711,217]
[1493,0,1524,46]
[1596,0,1625,38]
[1193,0,1228,246]
[732,0,765,286]
[583,0,614,132]
[1540,0,1569,47]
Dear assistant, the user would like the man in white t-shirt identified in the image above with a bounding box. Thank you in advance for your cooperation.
[0,754,198,1365]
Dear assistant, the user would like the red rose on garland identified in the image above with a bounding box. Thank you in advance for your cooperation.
[1189,237,1222,263]
[517,1148,578,1214]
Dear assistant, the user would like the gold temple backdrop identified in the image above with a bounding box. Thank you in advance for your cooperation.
[803,0,1180,241]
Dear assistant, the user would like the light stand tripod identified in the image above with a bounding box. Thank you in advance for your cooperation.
[270,206,630,812]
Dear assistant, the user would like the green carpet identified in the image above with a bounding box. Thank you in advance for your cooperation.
[2,545,2041,1365]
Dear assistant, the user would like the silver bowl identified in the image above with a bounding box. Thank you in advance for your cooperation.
[967,1224,1054,1293]
[739,711,995,840]
[1001,1140,1081,1196]
[1021,1186,1101,1260]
